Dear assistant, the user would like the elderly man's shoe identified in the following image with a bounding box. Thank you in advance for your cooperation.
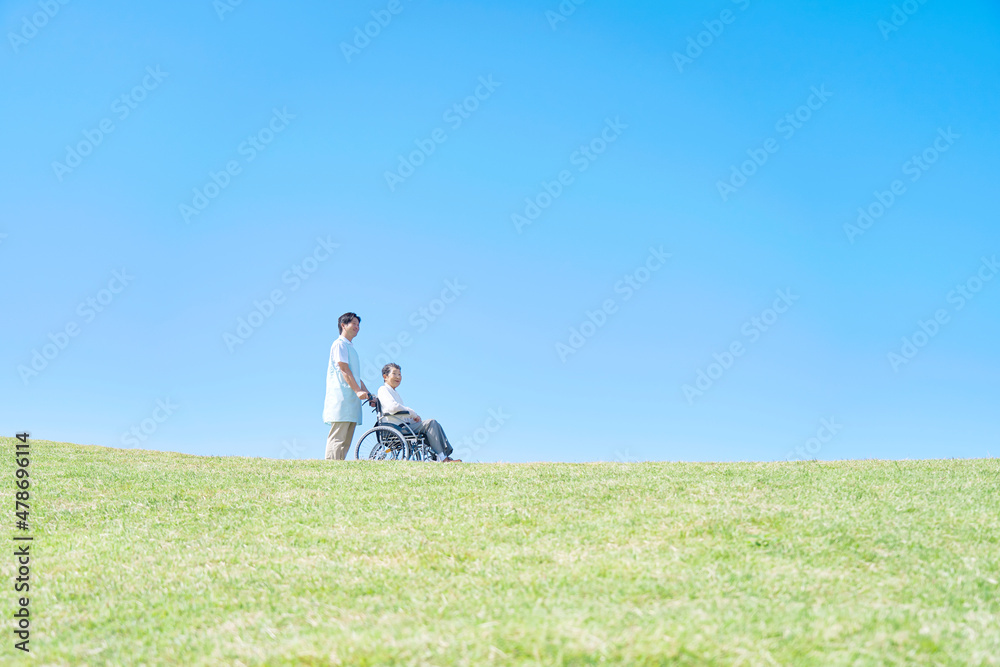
[442,457,462,463]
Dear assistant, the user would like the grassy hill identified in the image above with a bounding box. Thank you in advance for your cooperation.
[3,438,999,665]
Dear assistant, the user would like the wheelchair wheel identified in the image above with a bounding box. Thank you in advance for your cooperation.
[354,426,410,461]
[409,441,439,462]
[393,424,427,461]
[409,441,430,461]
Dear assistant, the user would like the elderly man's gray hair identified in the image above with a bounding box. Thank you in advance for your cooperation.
[381,363,401,378]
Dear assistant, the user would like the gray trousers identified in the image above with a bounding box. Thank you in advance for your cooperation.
[415,419,453,458]
[391,419,452,458]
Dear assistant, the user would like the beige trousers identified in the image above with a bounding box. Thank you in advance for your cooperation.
[325,422,357,460]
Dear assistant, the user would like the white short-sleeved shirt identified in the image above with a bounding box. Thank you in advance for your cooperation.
[323,336,362,425]
[331,337,350,365]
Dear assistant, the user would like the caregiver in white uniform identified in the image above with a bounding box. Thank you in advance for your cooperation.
[323,312,373,460]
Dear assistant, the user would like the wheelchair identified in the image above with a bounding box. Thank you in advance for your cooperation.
[353,395,443,462]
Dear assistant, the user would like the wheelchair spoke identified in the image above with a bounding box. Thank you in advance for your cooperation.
[354,426,409,461]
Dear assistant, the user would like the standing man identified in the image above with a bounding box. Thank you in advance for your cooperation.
[323,312,373,460]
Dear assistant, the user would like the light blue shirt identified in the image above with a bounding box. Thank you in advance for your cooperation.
[323,336,362,425]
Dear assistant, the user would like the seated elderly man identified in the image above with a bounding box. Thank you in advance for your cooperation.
[377,363,461,463]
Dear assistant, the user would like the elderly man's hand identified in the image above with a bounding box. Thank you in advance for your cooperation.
[412,413,422,423]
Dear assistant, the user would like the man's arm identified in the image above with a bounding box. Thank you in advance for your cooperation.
[336,361,370,401]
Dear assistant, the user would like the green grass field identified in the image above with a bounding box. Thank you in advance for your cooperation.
[3,438,999,665]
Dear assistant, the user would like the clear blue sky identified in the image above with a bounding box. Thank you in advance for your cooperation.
[2,0,998,463]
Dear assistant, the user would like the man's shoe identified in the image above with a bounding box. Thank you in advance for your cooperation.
[442,457,463,463]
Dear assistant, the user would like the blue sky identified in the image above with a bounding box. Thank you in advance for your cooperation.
[2,0,998,463]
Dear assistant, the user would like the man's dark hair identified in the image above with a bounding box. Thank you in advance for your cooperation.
[338,312,360,334]
[381,363,400,378]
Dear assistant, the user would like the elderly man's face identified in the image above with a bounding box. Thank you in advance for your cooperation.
[385,368,402,388]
